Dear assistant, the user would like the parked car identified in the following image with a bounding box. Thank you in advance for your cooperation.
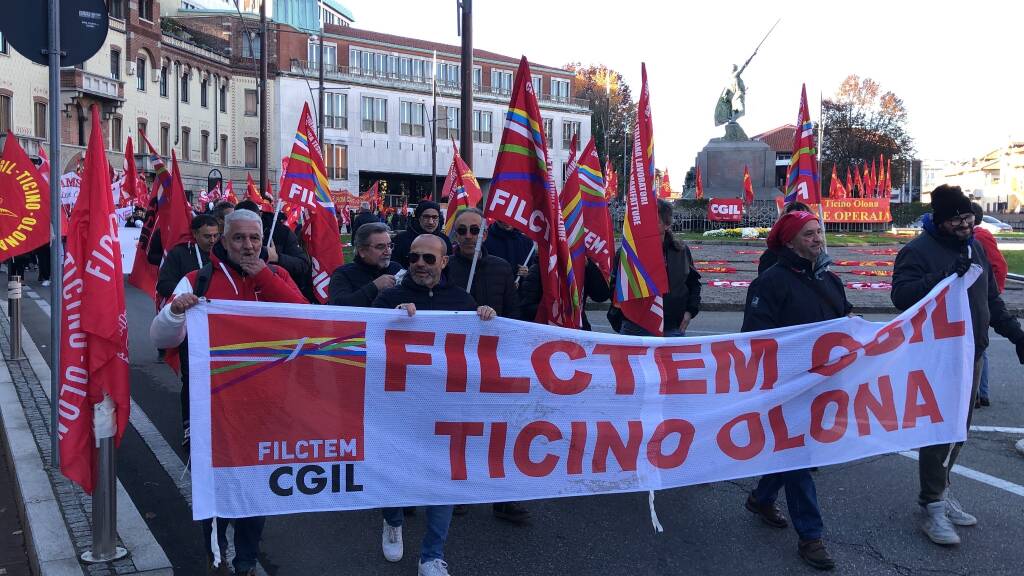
[978,215,1013,234]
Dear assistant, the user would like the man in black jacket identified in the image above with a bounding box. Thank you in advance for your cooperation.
[742,211,847,571]
[484,220,534,280]
[891,184,1024,546]
[372,234,494,576]
[235,200,312,297]
[328,222,400,307]
[520,259,610,330]
[392,200,452,268]
[445,209,520,319]
[156,214,220,301]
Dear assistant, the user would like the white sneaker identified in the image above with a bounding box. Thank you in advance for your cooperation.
[418,559,451,576]
[922,501,960,545]
[943,491,977,526]
[382,520,403,562]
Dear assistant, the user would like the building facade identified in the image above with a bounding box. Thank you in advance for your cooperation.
[934,143,1024,212]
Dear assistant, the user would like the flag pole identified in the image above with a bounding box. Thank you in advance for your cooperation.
[817,90,828,253]
[47,0,63,470]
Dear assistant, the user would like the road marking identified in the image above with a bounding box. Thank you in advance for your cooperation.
[970,426,1024,434]
[899,451,1024,498]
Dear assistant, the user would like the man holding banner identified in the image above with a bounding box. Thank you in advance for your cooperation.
[891,184,1024,546]
[742,211,849,570]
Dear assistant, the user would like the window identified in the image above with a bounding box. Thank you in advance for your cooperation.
[437,105,459,140]
[542,118,553,148]
[33,102,46,139]
[325,93,347,129]
[181,127,190,161]
[160,124,169,155]
[436,62,460,88]
[551,78,570,103]
[136,58,146,91]
[308,41,337,71]
[562,120,580,150]
[323,143,348,179]
[241,32,261,59]
[244,138,258,168]
[400,101,424,137]
[220,135,228,165]
[473,67,482,90]
[412,59,425,82]
[244,89,258,116]
[201,131,209,163]
[137,120,146,145]
[200,78,208,108]
[490,69,512,94]
[139,0,154,21]
[531,75,543,96]
[562,162,570,183]
[110,49,121,80]
[472,110,492,143]
[180,73,189,103]
[219,85,227,112]
[0,95,10,134]
[111,117,123,152]
[0,31,6,55]
[159,65,168,97]
[110,0,125,20]
[361,96,387,133]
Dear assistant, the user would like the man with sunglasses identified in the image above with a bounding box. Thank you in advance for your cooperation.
[372,233,495,576]
[892,184,1024,546]
[392,200,452,269]
[329,222,401,307]
[445,208,520,319]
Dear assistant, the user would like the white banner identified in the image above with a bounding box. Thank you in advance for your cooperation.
[186,271,978,520]
[59,172,80,206]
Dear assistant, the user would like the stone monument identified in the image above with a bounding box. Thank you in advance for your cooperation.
[696,21,780,200]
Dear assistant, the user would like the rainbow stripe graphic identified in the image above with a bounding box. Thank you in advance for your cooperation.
[209,333,366,394]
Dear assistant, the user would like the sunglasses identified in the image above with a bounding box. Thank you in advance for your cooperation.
[456,225,481,236]
[408,252,438,265]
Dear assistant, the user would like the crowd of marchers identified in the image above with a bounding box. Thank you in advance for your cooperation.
[141,184,1022,576]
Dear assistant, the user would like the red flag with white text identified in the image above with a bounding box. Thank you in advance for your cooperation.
[58,105,130,494]
[784,84,819,204]
[301,202,344,303]
[0,135,51,260]
[577,138,615,281]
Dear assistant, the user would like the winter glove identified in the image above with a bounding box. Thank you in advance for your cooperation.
[950,254,972,277]
[1017,340,1024,365]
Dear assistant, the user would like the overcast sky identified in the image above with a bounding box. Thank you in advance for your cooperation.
[343,0,1023,182]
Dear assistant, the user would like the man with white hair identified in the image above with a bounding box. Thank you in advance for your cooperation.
[150,208,306,575]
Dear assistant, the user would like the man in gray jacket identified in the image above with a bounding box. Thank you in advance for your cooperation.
[891,184,1024,546]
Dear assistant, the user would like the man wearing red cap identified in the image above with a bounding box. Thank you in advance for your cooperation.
[740,210,850,571]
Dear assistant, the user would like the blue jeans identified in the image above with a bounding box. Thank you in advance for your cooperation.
[620,319,685,337]
[979,351,990,399]
[232,516,266,573]
[752,469,823,541]
[383,506,453,563]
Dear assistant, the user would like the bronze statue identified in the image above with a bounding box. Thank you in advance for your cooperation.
[714,20,780,131]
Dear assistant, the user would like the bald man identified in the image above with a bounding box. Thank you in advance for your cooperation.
[371,233,494,575]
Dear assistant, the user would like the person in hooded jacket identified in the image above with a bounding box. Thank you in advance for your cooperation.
[741,210,848,571]
[392,200,453,269]
[235,200,313,299]
[328,222,401,307]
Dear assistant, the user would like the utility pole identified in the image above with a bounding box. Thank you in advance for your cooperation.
[259,0,269,194]
[317,31,325,144]
[458,0,473,169]
[431,51,439,202]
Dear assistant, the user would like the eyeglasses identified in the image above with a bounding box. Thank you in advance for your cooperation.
[420,214,440,221]
[407,252,438,265]
[950,214,976,226]
[368,242,394,251]
[456,225,481,236]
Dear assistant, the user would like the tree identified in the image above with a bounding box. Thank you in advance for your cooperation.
[565,63,636,199]
[821,75,915,196]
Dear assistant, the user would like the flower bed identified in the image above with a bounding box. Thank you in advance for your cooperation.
[701,227,771,239]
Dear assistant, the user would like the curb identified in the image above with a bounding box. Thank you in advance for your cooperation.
[584,301,1024,316]
[1,305,174,576]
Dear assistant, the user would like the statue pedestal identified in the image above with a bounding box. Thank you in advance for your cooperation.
[695,136,778,200]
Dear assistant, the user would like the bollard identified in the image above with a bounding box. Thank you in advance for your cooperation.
[81,436,126,562]
[7,275,24,360]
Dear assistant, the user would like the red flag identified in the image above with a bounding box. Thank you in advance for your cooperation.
[58,104,130,494]
[557,138,589,316]
[38,145,51,185]
[695,165,704,200]
[870,158,878,197]
[612,63,668,335]
[246,173,273,211]
[886,157,893,198]
[845,166,854,199]
[160,152,195,254]
[120,137,139,208]
[604,158,618,201]
[577,138,615,281]
[743,165,754,205]
[854,165,865,198]
[224,180,239,204]
[301,203,344,303]
[829,165,847,199]
[784,84,819,204]
[441,142,483,234]
[280,103,332,211]
[659,168,672,198]
[0,135,51,260]
[401,196,409,215]
[484,56,579,328]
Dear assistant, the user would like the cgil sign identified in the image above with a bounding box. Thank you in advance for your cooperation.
[707,198,744,222]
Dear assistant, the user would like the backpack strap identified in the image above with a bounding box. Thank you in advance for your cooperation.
[192,263,215,298]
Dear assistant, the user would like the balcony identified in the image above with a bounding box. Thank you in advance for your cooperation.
[289,61,591,112]
[60,69,125,116]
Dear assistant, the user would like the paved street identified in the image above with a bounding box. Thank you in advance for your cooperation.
[5,267,1024,575]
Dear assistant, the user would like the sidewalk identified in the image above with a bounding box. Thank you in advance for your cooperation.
[0,303,173,576]
[0,427,32,575]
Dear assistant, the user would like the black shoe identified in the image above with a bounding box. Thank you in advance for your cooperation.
[452,504,468,516]
[745,494,788,528]
[492,502,531,524]
[978,396,990,407]
[798,539,835,570]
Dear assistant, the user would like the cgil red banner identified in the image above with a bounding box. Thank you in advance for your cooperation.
[707,198,744,222]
